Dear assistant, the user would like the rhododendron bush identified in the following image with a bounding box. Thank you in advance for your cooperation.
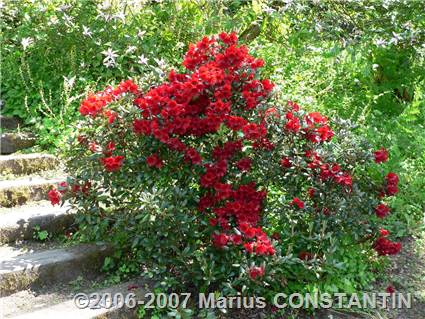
[52,33,401,299]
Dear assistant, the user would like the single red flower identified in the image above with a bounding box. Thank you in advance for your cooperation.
[280,157,291,168]
[386,285,395,294]
[212,233,229,248]
[248,266,265,280]
[285,115,301,133]
[48,188,61,206]
[236,158,252,171]
[146,154,163,169]
[386,184,399,196]
[375,203,390,218]
[298,251,313,261]
[291,197,305,209]
[374,148,389,163]
[386,172,399,185]
[379,228,390,237]
[101,155,124,172]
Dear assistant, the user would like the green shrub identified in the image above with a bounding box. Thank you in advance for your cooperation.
[49,34,402,308]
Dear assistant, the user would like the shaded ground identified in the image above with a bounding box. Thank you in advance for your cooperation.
[376,232,425,319]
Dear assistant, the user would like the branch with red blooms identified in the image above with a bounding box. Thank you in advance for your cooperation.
[48,32,402,284]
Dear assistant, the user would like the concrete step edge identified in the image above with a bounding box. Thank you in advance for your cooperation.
[0,176,65,207]
[0,243,113,297]
[0,201,74,243]
[0,153,60,176]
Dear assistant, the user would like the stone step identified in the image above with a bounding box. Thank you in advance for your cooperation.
[0,116,22,131]
[0,243,113,297]
[1,132,36,154]
[0,201,74,244]
[0,176,65,207]
[0,153,60,177]
[2,278,150,318]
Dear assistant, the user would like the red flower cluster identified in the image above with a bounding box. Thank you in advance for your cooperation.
[385,172,399,196]
[284,110,334,143]
[101,155,124,172]
[291,197,305,209]
[66,32,403,282]
[373,229,402,256]
[79,79,139,117]
[124,33,277,263]
[146,154,164,168]
[303,151,353,189]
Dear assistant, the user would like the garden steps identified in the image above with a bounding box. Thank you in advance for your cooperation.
[0,175,66,207]
[1,277,150,319]
[0,201,74,243]
[0,132,36,154]
[0,242,113,297]
[0,149,139,318]
[0,153,60,176]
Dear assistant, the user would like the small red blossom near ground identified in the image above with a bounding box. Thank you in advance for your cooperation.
[373,231,402,256]
[127,284,139,291]
[298,251,313,261]
[271,232,280,240]
[146,154,164,169]
[374,148,389,163]
[386,285,395,294]
[57,181,68,194]
[48,188,61,206]
[248,266,265,280]
[280,157,291,168]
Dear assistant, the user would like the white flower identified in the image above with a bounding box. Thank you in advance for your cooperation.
[389,32,401,45]
[82,25,92,38]
[57,4,71,12]
[63,76,76,89]
[101,48,119,68]
[137,54,148,65]
[21,37,34,50]
[113,12,125,22]
[104,59,116,68]
[263,6,275,14]
[97,11,112,22]
[375,38,386,47]
[63,13,75,28]
[137,29,146,39]
[99,0,112,10]
[154,58,166,68]
[125,46,137,54]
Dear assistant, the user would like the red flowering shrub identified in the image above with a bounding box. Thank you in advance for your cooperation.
[58,33,401,301]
